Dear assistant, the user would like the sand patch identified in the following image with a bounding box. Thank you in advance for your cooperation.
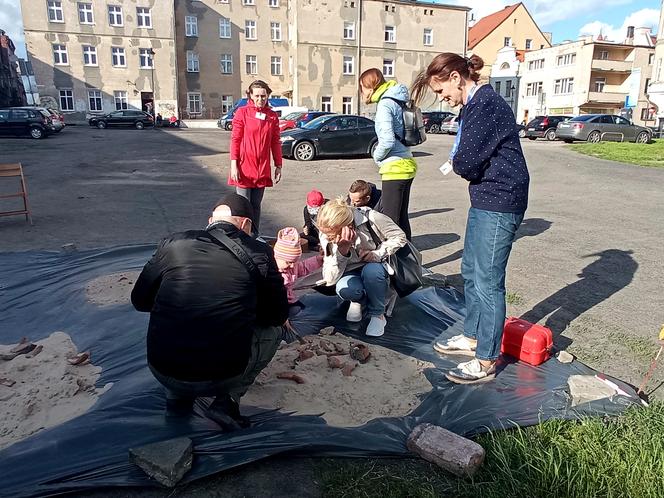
[0,332,112,451]
[243,330,434,427]
[85,271,140,306]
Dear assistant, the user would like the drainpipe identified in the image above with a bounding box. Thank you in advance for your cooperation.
[356,0,362,114]
[464,10,468,57]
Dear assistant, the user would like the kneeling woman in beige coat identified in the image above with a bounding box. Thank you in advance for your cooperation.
[316,198,407,337]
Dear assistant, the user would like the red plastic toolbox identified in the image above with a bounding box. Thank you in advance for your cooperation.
[501,317,553,366]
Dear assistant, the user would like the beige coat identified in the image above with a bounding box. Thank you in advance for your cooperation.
[319,208,407,285]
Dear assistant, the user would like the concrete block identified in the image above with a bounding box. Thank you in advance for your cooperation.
[556,351,574,364]
[407,423,485,477]
[568,375,616,407]
[129,437,193,487]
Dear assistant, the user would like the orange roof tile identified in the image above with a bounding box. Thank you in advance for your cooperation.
[468,3,521,49]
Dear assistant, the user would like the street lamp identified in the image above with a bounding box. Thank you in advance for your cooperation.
[148,48,156,124]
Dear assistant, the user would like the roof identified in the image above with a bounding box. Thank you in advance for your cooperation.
[468,3,521,49]
[515,49,526,62]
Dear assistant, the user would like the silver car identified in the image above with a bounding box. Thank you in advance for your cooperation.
[440,115,459,134]
[556,114,651,143]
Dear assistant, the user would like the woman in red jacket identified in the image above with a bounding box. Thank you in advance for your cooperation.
[229,80,283,232]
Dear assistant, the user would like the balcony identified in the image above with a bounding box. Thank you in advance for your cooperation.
[587,91,626,104]
[591,59,632,73]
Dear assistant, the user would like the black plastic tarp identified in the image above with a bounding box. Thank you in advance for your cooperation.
[0,246,641,497]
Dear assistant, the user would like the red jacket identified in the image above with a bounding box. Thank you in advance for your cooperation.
[229,100,283,188]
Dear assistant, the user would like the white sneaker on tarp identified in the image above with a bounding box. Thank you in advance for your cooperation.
[445,358,496,384]
[346,302,363,322]
[433,334,477,356]
[366,316,386,337]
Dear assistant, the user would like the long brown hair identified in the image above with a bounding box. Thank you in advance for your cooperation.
[411,53,484,105]
[358,68,386,104]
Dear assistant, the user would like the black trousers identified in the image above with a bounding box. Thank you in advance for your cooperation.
[381,178,413,240]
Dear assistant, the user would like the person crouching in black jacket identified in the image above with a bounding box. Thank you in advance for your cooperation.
[131,193,288,431]
[347,179,382,212]
[301,189,327,251]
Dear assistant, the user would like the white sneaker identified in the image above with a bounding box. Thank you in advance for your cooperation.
[433,334,477,356]
[346,302,363,322]
[446,358,496,384]
[366,315,386,337]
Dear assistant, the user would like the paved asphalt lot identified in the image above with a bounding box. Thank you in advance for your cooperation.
[1,125,663,495]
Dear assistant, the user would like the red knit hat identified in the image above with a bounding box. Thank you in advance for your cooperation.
[306,190,325,208]
[274,227,302,263]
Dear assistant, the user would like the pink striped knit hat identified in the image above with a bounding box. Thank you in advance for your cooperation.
[274,227,302,262]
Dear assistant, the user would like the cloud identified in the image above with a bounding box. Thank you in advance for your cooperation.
[578,8,660,41]
[0,0,26,57]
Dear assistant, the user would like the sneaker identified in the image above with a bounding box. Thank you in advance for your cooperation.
[366,315,386,337]
[346,302,363,322]
[445,358,496,384]
[433,334,477,356]
[205,397,243,432]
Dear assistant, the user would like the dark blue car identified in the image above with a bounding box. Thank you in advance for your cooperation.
[217,97,289,130]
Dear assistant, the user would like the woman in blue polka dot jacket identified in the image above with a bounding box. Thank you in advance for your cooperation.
[412,53,530,384]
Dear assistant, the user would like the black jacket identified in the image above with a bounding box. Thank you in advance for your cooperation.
[131,222,288,382]
[345,183,382,211]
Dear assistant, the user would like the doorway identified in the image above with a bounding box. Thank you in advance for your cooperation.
[141,92,154,116]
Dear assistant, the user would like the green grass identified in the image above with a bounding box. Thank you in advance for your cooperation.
[317,402,664,498]
[505,291,524,306]
[568,139,664,168]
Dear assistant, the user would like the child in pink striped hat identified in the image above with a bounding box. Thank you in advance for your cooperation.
[274,227,323,313]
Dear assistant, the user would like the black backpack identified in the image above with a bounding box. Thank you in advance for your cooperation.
[383,97,427,147]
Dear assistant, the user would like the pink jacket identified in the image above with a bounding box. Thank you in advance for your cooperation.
[281,256,323,304]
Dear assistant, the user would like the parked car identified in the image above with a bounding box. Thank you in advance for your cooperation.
[10,106,64,133]
[217,97,291,130]
[524,115,572,141]
[556,114,652,143]
[516,123,526,138]
[280,114,377,161]
[279,111,307,132]
[88,110,154,129]
[0,107,52,139]
[422,111,454,133]
[439,115,459,134]
[295,111,333,128]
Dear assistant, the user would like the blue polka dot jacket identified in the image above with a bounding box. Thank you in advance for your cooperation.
[452,84,529,214]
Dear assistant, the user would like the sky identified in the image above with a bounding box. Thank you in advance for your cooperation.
[0,0,661,60]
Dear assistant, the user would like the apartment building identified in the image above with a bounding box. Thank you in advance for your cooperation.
[174,0,470,118]
[20,0,178,122]
[646,0,664,130]
[518,29,656,126]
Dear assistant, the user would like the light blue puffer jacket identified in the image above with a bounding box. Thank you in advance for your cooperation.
[372,83,414,165]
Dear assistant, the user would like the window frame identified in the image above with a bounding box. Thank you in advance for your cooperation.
[321,96,332,113]
[220,54,233,74]
[245,55,258,74]
[185,16,198,37]
[59,89,74,111]
[114,90,128,110]
[270,21,282,41]
[136,7,152,28]
[47,1,64,23]
[111,46,127,68]
[342,96,352,114]
[384,25,396,43]
[423,28,433,46]
[187,92,202,114]
[268,0,279,6]
[88,89,103,111]
[243,0,255,4]
[504,36,511,47]
[219,17,231,38]
[382,58,394,77]
[139,48,153,69]
[221,95,234,113]
[82,45,98,66]
[525,39,532,50]
[108,5,123,27]
[271,56,282,76]
[342,55,355,75]
[245,20,257,40]
[53,44,69,65]
[343,21,355,40]
[78,2,94,24]
[186,51,200,72]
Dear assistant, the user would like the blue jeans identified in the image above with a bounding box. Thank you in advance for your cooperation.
[335,263,388,317]
[461,207,524,361]
[236,187,265,231]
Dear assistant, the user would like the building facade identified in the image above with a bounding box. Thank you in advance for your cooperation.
[518,30,655,126]
[174,0,469,119]
[0,30,27,108]
[489,46,523,118]
[20,0,179,122]
[646,0,664,131]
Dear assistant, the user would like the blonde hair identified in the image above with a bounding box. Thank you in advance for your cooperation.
[316,197,354,231]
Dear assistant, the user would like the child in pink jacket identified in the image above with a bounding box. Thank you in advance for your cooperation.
[274,226,323,315]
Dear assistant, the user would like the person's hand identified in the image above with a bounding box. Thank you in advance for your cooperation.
[274,167,282,184]
[359,249,381,263]
[336,226,355,256]
[230,160,239,182]
[303,225,309,236]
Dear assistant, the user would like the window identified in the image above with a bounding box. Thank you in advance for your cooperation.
[271,22,282,41]
[59,89,74,111]
[243,0,255,4]
[505,80,513,98]
[47,1,64,22]
[136,7,152,28]
[78,3,94,24]
[641,107,655,121]
[644,78,650,94]
[423,28,433,46]
[615,116,630,125]
[186,16,198,37]
[186,51,199,72]
[343,55,354,75]
[504,37,511,47]
[525,39,532,49]
[221,95,234,113]
[268,0,279,6]
[342,96,352,114]
[649,53,655,65]
[554,78,574,94]
[111,47,126,67]
[220,54,233,74]
[219,17,231,38]
[495,81,501,96]
[88,90,102,111]
[114,91,128,110]
[384,26,395,43]
[556,53,576,66]
[526,82,543,96]
[528,59,544,70]
[321,96,332,112]
[245,20,257,40]
[82,45,97,66]
[593,78,605,92]
[108,5,123,26]
[383,59,394,77]
[343,21,355,40]
[187,93,202,114]
[270,56,282,75]
[500,62,510,70]
[139,48,153,69]
[245,55,257,74]
[599,50,609,60]
[53,44,68,65]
